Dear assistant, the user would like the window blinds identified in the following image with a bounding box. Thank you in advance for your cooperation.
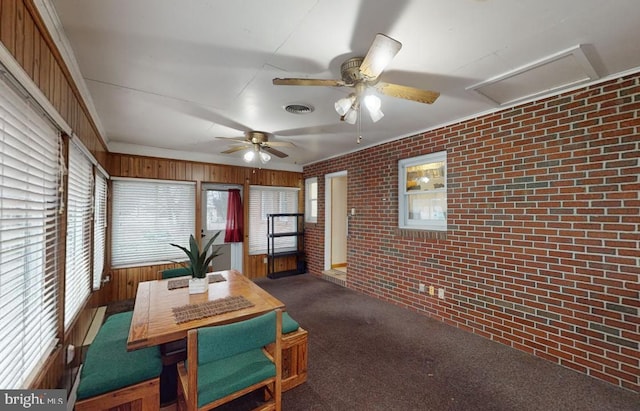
[0,79,60,388]
[111,178,195,267]
[65,139,93,329]
[93,171,107,290]
[248,186,299,255]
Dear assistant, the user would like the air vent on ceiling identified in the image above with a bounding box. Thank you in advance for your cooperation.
[468,45,599,106]
[284,103,314,114]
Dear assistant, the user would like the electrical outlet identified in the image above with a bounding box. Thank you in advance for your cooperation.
[438,288,445,299]
[429,286,435,296]
[66,344,75,364]
[419,283,426,292]
[263,257,268,264]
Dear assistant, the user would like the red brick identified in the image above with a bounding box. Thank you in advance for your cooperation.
[304,72,640,392]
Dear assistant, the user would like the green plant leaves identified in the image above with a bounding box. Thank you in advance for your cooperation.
[170,232,223,278]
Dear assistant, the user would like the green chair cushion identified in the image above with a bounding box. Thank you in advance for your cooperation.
[76,311,162,400]
[196,348,276,408]
[84,311,132,347]
[162,266,191,279]
[282,312,300,334]
[198,311,276,364]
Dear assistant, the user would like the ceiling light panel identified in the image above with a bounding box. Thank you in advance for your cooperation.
[468,45,599,106]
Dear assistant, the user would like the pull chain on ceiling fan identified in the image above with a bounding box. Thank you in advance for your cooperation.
[273,33,440,125]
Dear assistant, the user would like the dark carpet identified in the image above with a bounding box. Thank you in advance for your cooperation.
[108,274,639,410]
[253,274,639,411]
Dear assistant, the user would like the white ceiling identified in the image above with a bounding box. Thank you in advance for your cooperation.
[44,0,640,172]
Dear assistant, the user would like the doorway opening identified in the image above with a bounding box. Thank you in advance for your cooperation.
[201,184,243,272]
[322,171,347,287]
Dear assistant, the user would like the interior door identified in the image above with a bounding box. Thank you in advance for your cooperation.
[331,176,347,268]
[202,184,243,271]
[324,171,347,272]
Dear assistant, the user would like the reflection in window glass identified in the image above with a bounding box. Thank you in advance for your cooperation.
[206,190,228,231]
[399,151,447,231]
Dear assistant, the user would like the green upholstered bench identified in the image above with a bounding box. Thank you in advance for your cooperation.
[160,266,191,279]
[268,312,308,391]
[75,311,163,411]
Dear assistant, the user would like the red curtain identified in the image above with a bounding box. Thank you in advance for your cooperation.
[224,189,243,242]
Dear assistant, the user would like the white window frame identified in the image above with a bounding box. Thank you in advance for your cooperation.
[0,79,60,388]
[93,169,108,290]
[398,151,448,231]
[111,178,196,268]
[249,186,299,255]
[65,138,94,329]
[304,177,318,223]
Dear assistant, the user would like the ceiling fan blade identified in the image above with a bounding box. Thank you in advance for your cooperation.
[359,33,402,80]
[262,146,288,158]
[374,82,440,104]
[221,145,249,154]
[216,136,248,142]
[264,141,296,148]
[273,78,346,87]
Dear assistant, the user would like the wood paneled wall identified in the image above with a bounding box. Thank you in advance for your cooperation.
[1,0,109,391]
[0,0,108,165]
[98,153,303,303]
[0,0,303,393]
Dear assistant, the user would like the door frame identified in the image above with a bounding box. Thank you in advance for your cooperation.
[324,170,347,271]
[201,183,243,271]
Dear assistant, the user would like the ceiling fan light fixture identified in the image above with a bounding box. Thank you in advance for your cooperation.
[259,151,271,163]
[344,109,358,124]
[335,95,355,116]
[368,107,384,123]
[243,150,256,163]
[363,94,381,111]
[363,94,384,122]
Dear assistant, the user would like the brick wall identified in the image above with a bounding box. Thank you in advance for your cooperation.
[303,72,640,392]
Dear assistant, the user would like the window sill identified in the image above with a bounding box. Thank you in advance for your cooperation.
[397,227,447,240]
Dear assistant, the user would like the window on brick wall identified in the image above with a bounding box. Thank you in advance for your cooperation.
[398,151,447,231]
[305,177,318,223]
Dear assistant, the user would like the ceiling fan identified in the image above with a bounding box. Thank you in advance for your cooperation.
[273,33,440,124]
[217,131,295,164]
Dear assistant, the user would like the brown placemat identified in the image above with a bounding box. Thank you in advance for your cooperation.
[167,273,226,290]
[172,295,255,324]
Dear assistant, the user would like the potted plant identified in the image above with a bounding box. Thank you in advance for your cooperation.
[170,232,222,294]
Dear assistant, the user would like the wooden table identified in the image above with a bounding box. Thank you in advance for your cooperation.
[127,269,285,350]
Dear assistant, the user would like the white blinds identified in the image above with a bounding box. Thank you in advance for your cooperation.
[111,178,195,267]
[248,186,299,255]
[0,80,60,388]
[64,139,93,329]
[92,171,107,290]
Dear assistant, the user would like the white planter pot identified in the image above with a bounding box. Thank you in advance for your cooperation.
[189,277,208,294]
